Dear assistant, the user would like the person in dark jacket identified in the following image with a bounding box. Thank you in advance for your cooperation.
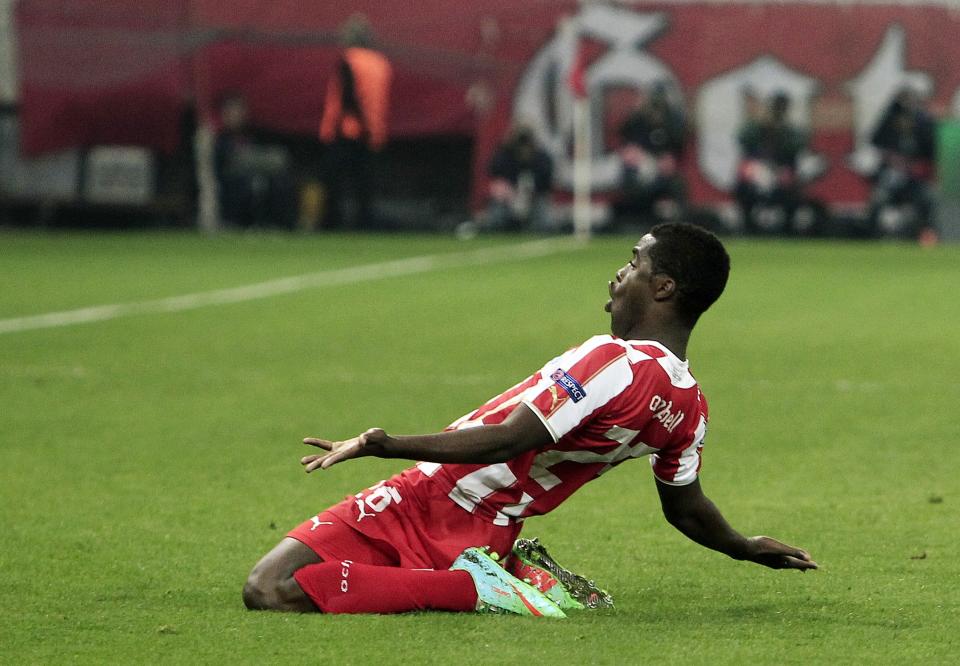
[483,126,556,232]
[214,94,294,229]
[617,83,687,222]
[868,88,937,239]
[734,91,808,234]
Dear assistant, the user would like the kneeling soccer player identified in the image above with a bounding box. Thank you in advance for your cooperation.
[243,223,817,617]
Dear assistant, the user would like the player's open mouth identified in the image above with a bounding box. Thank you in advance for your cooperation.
[604,280,615,312]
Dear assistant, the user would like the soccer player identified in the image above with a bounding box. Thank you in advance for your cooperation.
[243,223,817,616]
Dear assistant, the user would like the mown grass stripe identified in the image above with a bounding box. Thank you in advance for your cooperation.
[0,238,582,335]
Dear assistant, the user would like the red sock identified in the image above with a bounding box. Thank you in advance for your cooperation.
[293,561,478,614]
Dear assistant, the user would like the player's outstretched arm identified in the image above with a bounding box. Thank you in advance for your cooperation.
[655,478,818,571]
[301,403,553,472]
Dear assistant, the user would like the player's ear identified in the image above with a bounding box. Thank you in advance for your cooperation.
[651,274,676,301]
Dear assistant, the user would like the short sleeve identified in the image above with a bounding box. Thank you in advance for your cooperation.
[650,414,707,486]
[521,336,634,442]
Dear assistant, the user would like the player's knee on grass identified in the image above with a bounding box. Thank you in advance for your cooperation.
[242,571,272,610]
[243,537,323,612]
[243,566,318,612]
[242,567,280,611]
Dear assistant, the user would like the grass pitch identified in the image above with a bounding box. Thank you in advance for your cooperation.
[1,231,957,664]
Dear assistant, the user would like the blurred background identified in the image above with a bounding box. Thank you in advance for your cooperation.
[3,0,960,242]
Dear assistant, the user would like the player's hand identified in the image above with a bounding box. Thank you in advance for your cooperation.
[745,535,818,571]
[301,428,388,472]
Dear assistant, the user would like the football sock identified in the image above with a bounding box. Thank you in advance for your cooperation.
[293,561,479,614]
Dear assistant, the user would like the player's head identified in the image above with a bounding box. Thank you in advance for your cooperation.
[770,91,791,122]
[340,13,374,48]
[605,223,729,337]
[647,223,729,327]
[219,93,247,130]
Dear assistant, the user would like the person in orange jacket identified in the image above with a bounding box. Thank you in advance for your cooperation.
[320,15,392,229]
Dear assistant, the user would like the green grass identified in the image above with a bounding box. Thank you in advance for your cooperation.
[1,231,958,664]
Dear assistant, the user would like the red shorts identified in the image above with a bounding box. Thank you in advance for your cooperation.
[288,466,521,569]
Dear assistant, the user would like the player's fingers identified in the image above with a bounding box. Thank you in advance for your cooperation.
[781,547,814,564]
[303,438,334,451]
[300,454,323,465]
[784,555,818,570]
[319,455,342,470]
[320,442,361,470]
[320,450,351,470]
[304,454,330,473]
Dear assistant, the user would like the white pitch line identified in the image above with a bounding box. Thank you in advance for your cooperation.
[0,238,583,335]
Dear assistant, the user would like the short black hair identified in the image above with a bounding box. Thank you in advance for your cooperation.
[218,91,245,111]
[340,14,373,48]
[648,223,730,327]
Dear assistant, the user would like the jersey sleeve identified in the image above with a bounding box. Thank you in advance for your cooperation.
[521,336,634,442]
[650,414,707,486]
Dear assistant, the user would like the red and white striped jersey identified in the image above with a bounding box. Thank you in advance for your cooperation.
[416,335,710,526]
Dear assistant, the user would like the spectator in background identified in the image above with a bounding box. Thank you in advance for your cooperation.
[214,94,295,229]
[868,88,937,240]
[741,86,765,129]
[482,125,556,232]
[734,91,808,234]
[320,15,392,230]
[616,82,687,223]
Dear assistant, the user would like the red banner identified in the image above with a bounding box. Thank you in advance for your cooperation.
[473,2,960,207]
[15,1,960,206]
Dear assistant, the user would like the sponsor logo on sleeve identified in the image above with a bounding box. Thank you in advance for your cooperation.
[551,368,587,403]
[649,394,685,433]
[340,560,353,593]
[547,384,561,411]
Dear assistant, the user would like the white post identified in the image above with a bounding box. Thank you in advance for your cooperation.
[188,0,220,234]
[561,14,591,242]
[0,0,18,106]
[194,123,220,233]
[572,95,592,241]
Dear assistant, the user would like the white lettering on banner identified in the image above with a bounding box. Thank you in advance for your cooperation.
[514,5,678,191]
[696,56,823,191]
[511,6,958,202]
[845,24,932,176]
[0,0,18,104]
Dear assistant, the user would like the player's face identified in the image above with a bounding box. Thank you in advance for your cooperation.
[605,234,657,338]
